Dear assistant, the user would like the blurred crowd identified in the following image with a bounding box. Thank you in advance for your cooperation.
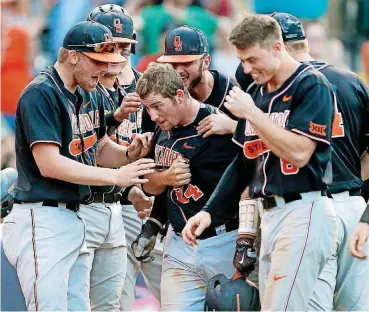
[1,0,369,170]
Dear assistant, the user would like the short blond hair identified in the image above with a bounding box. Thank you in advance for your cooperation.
[57,47,69,63]
[136,62,188,99]
[285,39,309,54]
[229,14,283,50]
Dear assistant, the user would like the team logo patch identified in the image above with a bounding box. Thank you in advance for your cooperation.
[69,133,97,156]
[282,95,292,102]
[309,121,327,136]
[243,139,269,159]
[173,35,183,52]
[114,18,123,34]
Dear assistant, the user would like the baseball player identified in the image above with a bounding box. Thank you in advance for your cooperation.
[132,25,237,262]
[1,21,155,311]
[270,12,369,311]
[135,62,240,311]
[87,4,163,310]
[182,14,337,311]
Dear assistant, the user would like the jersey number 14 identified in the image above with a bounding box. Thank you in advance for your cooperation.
[174,184,204,204]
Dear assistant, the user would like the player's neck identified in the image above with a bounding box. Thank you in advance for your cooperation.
[291,52,315,63]
[117,61,134,86]
[267,54,301,93]
[54,62,78,94]
[180,97,201,126]
[190,70,214,102]
[100,75,117,90]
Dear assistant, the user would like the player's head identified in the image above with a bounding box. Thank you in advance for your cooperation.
[229,13,285,85]
[136,62,190,131]
[271,12,309,59]
[157,25,211,92]
[304,21,327,60]
[87,4,138,76]
[59,21,126,91]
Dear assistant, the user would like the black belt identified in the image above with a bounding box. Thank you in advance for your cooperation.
[327,189,361,198]
[14,199,80,212]
[175,218,238,240]
[262,190,327,210]
[90,192,122,204]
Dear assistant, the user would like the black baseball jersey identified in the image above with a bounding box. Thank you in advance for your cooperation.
[310,61,369,193]
[14,66,106,203]
[148,70,235,225]
[233,63,334,198]
[153,104,239,233]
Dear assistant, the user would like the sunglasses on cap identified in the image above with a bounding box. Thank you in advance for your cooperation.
[67,42,119,53]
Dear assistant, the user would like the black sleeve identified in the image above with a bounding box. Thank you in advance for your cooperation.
[357,78,369,151]
[149,193,168,225]
[97,95,106,140]
[360,205,369,224]
[286,82,334,146]
[19,88,62,148]
[141,107,155,133]
[202,152,251,225]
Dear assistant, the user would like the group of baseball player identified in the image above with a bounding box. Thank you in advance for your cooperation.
[1,2,369,311]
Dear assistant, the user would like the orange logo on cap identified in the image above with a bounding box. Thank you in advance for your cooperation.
[114,18,123,34]
[174,35,182,52]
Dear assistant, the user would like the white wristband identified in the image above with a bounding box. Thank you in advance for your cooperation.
[238,199,260,235]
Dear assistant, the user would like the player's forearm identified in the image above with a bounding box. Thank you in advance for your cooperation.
[96,136,130,168]
[143,170,168,195]
[248,109,316,168]
[361,152,369,181]
[40,154,118,186]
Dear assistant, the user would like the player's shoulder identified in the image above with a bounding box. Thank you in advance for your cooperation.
[312,61,359,83]
[200,103,217,116]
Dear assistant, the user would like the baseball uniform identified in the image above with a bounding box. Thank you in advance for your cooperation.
[150,103,239,311]
[307,61,369,311]
[203,62,337,311]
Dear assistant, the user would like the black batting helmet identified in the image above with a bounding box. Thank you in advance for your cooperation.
[87,4,138,54]
[204,273,261,311]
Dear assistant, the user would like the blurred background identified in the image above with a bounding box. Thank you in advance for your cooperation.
[1,0,369,310]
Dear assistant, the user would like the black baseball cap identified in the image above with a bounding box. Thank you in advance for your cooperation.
[271,12,306,42]
[157,25,209,63]
[62,21,127,63]
[88,8,138,44]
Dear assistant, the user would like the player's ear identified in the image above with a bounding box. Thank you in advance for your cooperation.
[272,41,282,56]
[202,54,211,71]
[175,89,185,105]
[69,50,79,65]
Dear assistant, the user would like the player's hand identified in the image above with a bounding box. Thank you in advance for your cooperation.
[182,211,211,246]
[128,186,154,219]
[197,113,237,138]
[131,219,162,263]
[127,132,154,160]
[224,86,260,120]
[349,222,369,259]
[115,158,155,186]
[164,156,191,187]
[233,235,257,277]
[114,92,142,122]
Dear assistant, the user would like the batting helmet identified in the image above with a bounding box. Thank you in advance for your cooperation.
[204,273,261,311]
[87,4,138,54]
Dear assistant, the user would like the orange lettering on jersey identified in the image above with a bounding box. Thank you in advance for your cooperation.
[243,139,269,159]
[309,121,327,136]
[332,110,344,138]
[69,133,97,156]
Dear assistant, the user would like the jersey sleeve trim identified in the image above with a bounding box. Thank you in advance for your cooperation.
[232,137,244,148]
[291,128,330,146]
[30,140,62,148]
